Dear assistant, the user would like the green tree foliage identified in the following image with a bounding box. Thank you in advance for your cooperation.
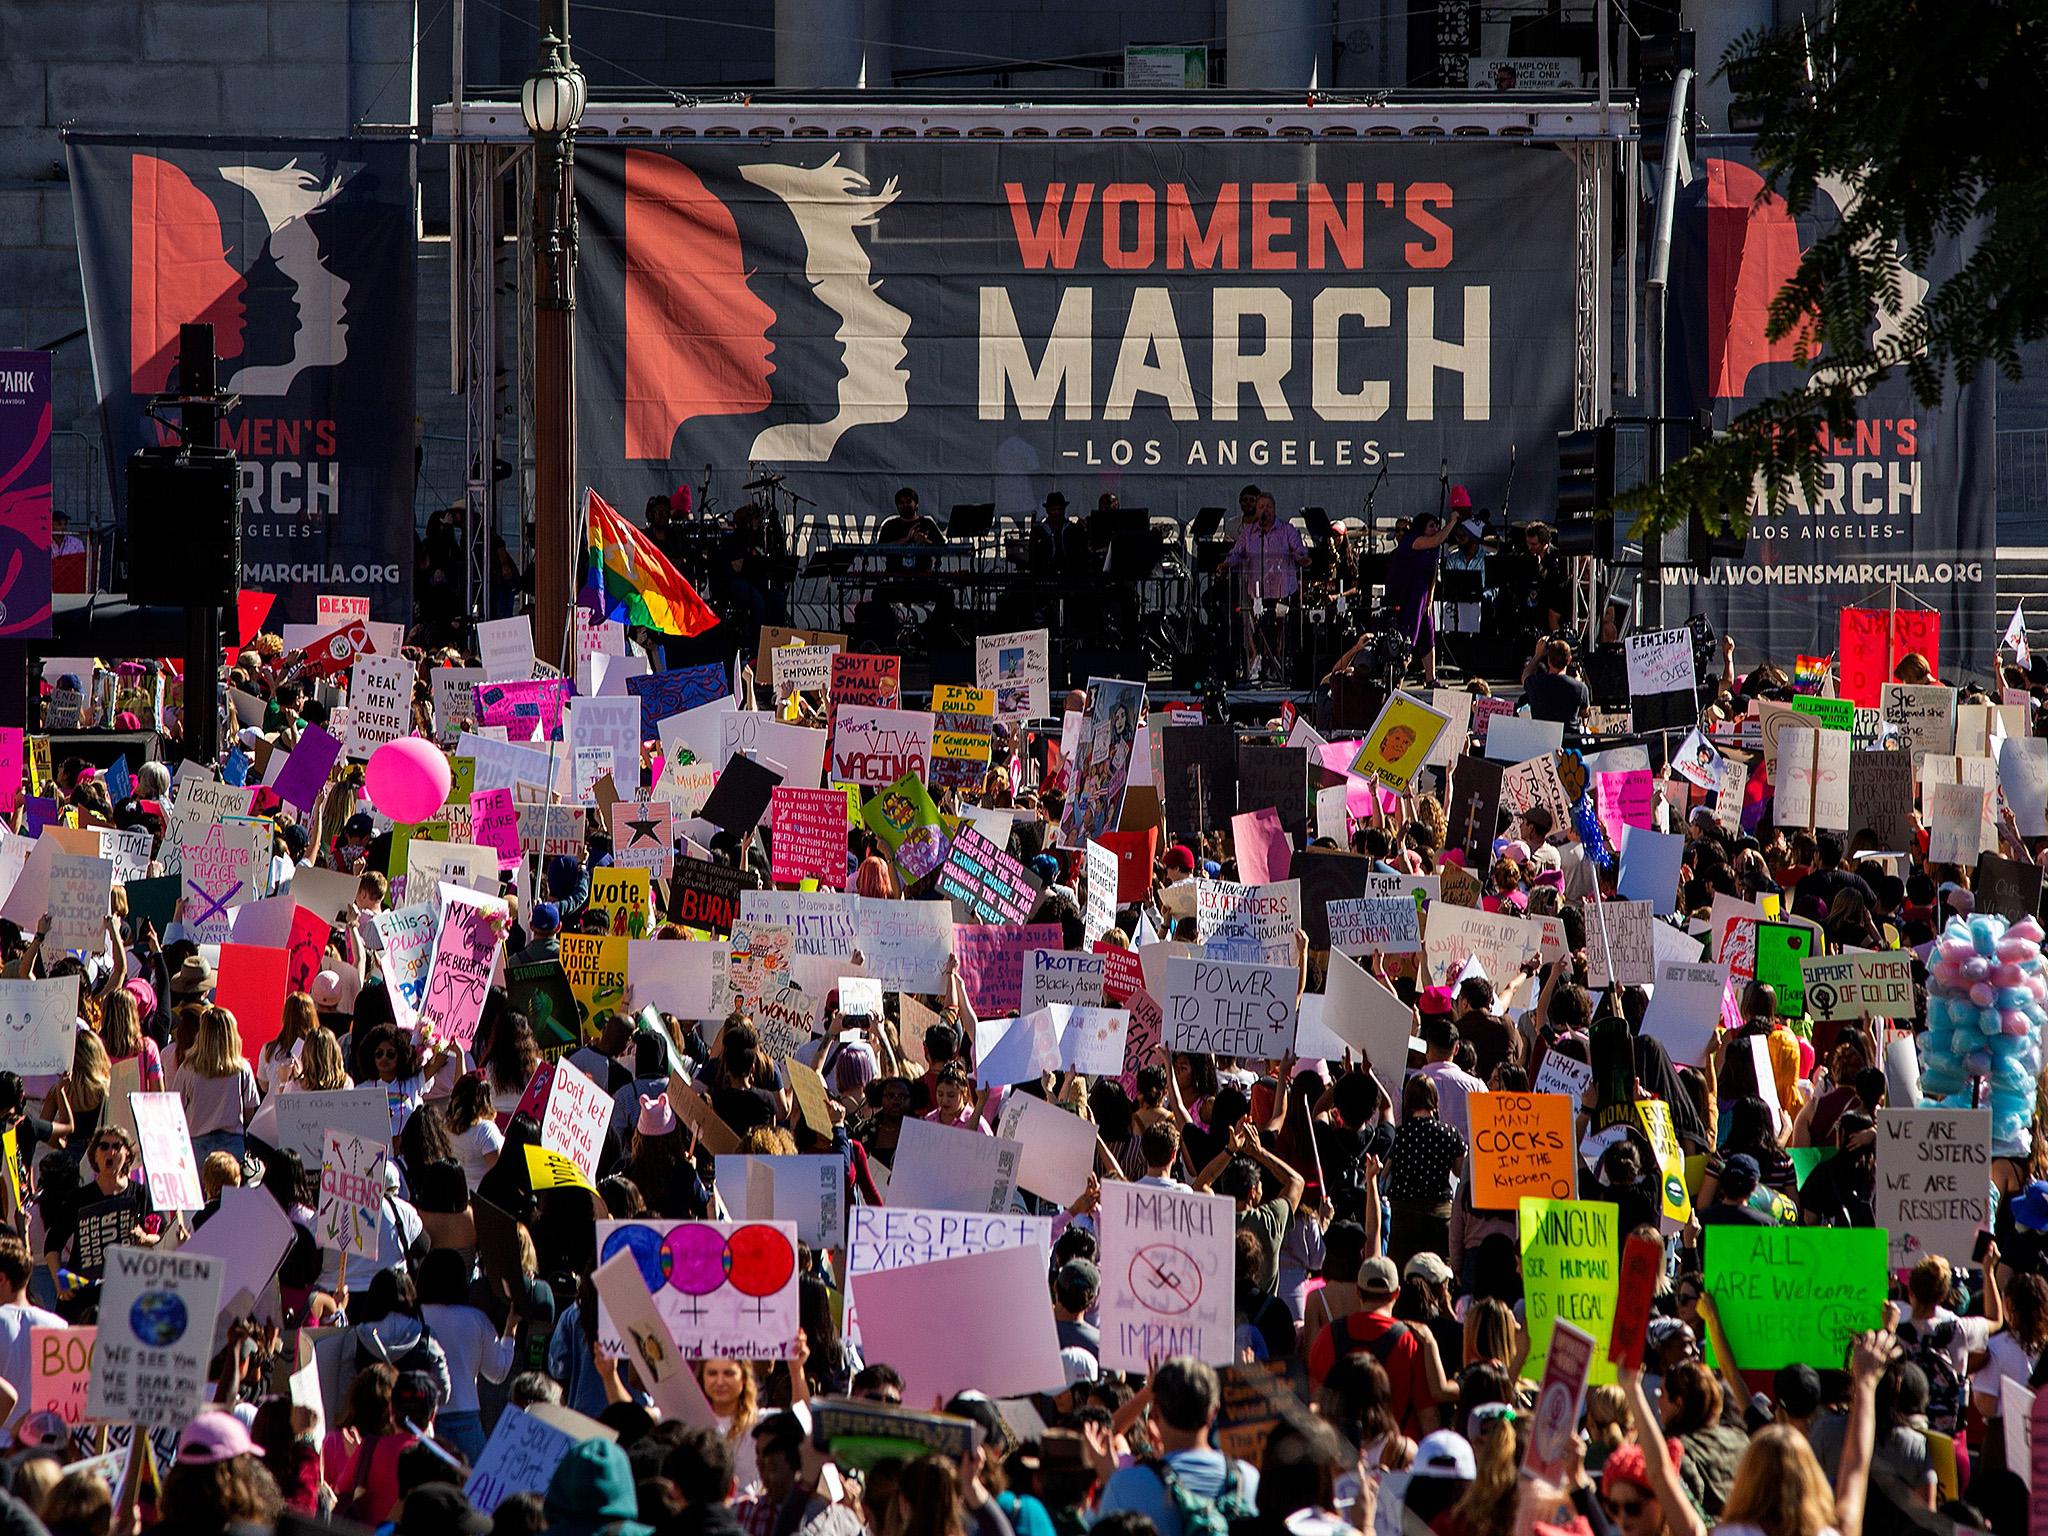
[1625,0,2048,536]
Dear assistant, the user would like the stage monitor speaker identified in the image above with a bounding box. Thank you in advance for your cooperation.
[126,447,239,606]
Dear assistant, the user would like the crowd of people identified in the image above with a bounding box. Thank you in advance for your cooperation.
[0,607,2035,1536]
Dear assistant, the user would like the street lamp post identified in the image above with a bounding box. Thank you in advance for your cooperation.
[523,0,585,671]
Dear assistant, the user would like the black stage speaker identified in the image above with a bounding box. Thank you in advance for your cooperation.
[125,447,239,606]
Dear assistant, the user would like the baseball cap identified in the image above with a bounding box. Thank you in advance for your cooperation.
[397,1485,493,1536]
[311,969,345,1010]
[1720,1152,1761,1198]
[1775,1363,1823,1419]
[529,901,561,934]
[1056,1258,1100,1306]
[1404,1253,1454,1286]
[1359,1255,1399,1296]
[1410,1430,1476,1481]
[343,812,376,838]
[1164,844,1196,872]
[177,1408,255,1465]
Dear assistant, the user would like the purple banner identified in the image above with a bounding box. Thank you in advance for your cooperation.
[0,350,53,638]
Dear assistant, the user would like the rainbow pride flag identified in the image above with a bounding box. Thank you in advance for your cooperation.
[583,488,717,637]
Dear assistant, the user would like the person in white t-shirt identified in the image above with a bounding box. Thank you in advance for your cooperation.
[1898,1251,2001,1386]
[1972,1270,2046,1421]
[0,1236,59,1431]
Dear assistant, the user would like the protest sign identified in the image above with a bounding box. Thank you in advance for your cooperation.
[29,1326,93,1427]
[1800,952,1916,1022]
[1084,839,1118,945]
[830,705,933,787]
[611,798,675,879]
[669,856,747,936]
[1976,851,2045,924]
[1639,961,1725,1066]
[1705,1228,1889,1368]
[343,652,415,758]
[273,1086,392,1171]
[45,853,111,954]
[466,1403,615,1515]
[698,753,783,837]
[0,975,79,1076]
[888,1118,1022,1213]
[87,1248,225,1426]
[1230,808,1292,888]
[1616,827,1687,908]
[1022,949,1106,1013]
[851,1243,1067,1407]
[1314,948,1417,1071]
[740,890,857,1002]
[1350,692,1451,791]
[1195,878,1301,966]
[1928,781,1994,864]
[588,865,654,940]
[1236,744,1308,837]
[975,1009,1062,1087]
[994,1092,1100,1205]
[1469,1094,1576,1207]
[1998,736,2048,839]
[1098,1181,1236,1371]
[1877,1108,1991,1269]
[371,905,436,1029]
[1610,1234,1665,1373]
[830,652,901,707]
[954,923,1062,1018]
[1583,900,1654,987]
[317,1130,386,1260]
[419,890,506,1050]
[1324,896,1421,959]
[1524,1321,1597,1486]
[771,642,838,695]
[934,823,1043,925]
[844,1208,1051,1346]
[1163,957,1296,1057]
[1423,904,1536,988]
[589,1253,717,1429]
[1519,1198,1619,1384]
[862,773,949,881]
[1775,726,1852,831]
[1879,682,1957,768]
[977,628,1051,721]
[853,897,956,993]
[130,1094,202,1212]
[716,1155,845,1250]
[1624,626,1699,732]
[770,787,850,888]
[595,1220,798,1359]
[176,818,264,944]
[469,787,522,869]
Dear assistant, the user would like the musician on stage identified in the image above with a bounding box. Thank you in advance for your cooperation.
[1384,510,1455,686]
[1027,491,1091,582]
[1222,492,1309,682]
[719,502,786,628]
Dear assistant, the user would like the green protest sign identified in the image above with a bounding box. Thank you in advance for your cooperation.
[1705,1227,1889,1369]
[1519,1198,1619,1384]
[1753,921,1816,1017]
[1790,697,1855,732]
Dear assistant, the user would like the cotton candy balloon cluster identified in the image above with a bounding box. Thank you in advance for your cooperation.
[1923,913,2046,1153]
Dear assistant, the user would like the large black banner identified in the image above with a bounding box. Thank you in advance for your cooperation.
[574,141,1579,531]
[1659,136,1995,674]
[68,136,417,623]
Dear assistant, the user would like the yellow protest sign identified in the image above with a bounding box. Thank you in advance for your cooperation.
[1350,691,1452,792]
[1636,1099,1692,1226]
[1519,1197,1619,1384]
[558,933,628,1035]
[931,684,995,719]
[525,1144,596,1192]
[588,865,654,939]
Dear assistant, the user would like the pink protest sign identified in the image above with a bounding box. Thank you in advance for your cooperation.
[474,678,569,742]
[1231,808,1292,887]
[470,786,522,869]
[1594,769,1656,838]
[418,891,505,1050]
[769,787,850,889]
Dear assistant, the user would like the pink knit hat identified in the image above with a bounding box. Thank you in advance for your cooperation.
[637,1091,676,1137]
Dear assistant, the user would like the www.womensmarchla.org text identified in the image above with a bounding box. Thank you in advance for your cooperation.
[1663,560,1987,587]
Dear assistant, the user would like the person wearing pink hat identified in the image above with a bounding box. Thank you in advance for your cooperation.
[159,1410,279,1533]
[623,1089,704,1218]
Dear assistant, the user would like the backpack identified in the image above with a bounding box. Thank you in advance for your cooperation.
[1327,1314,1423,1433]
[1144,1455,1257,1536]
[1895,1317,1965,1434]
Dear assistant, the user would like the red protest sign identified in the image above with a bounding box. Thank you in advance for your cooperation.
[215,942,289,1060]
[1095,828,1158,904]
[1608,1232,1665,1372]
[1837,606,1941,707]
[829,652,901,708]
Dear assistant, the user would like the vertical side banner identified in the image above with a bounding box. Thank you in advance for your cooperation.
[67,136,418,623]
[0,351,52,637]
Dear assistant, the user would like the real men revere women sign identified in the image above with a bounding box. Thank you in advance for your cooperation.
[575,141,1577,527]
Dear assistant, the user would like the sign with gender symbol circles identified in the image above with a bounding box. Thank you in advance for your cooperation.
[592,1220,800,1361]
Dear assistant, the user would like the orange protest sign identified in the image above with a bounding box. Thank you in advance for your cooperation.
[1468,1092,1576,1209]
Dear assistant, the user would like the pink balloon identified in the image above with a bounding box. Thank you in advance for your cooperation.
[365,737,452,824]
